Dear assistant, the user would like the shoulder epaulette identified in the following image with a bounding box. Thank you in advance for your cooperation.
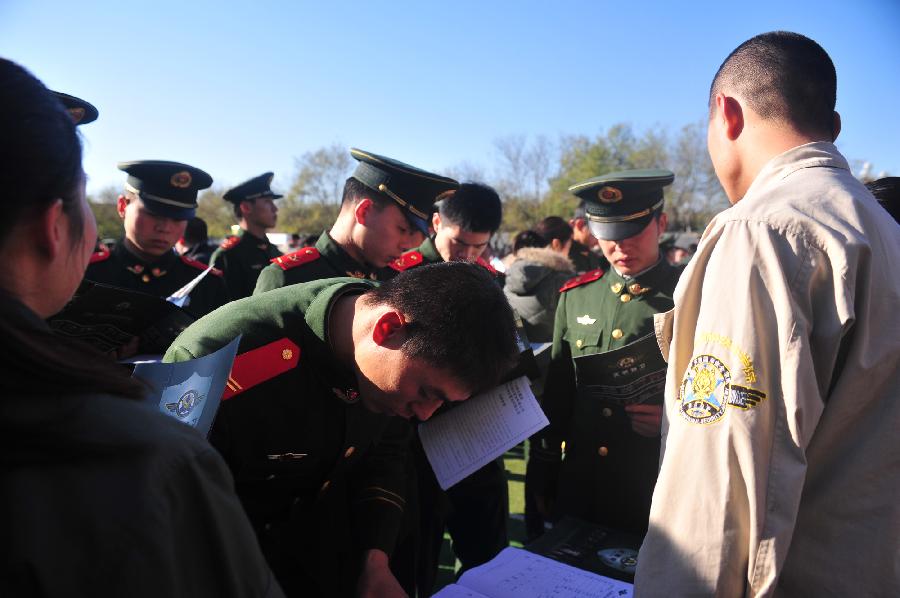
[219,236,240,250]
[272,247,320,271]
[475,256,499,276]
[89,244,110,264]
[389,250,424,272]
[559,268,605,292]
[222,338,301,401]
[180,255,223,277]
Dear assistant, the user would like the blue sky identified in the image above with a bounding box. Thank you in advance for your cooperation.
[2,0,898,195]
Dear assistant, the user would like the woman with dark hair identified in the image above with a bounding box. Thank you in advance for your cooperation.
[0,58,282,597]
[503,217,575,343]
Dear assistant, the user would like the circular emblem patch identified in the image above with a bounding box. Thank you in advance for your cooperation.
[68,107,86,123]
[173,389,201,418]
[679,355,731,424]
[170,171,192,188]
[598,186,623,203]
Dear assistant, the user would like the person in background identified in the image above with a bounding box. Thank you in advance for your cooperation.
[0,57,282,598]
[636,32,900,596]
[84,160,227,319]
[254,148,457,293]
[211,172,283,299]
[866,176,900,224]
[664,231,699,265]
[528,170,682,538]
[175,216,216,264]
[503,217,575,343]
[568,200,606,273]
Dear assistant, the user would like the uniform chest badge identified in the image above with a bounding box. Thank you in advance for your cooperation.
[576,314,596,325]
[678,354,767,425]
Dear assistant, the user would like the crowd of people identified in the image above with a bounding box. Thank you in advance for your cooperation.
[1,28,898,598]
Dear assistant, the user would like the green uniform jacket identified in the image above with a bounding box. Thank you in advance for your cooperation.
[211,230,283,300]
[1,297,283,598]
[164,279,409,596]
[533,259,682,535]
[253,232,378,295]
[85,241,227,319]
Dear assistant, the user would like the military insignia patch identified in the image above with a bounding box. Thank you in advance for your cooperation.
[165,389,204,419]
[68,107,86,124]
[598,186,623,203]
[170,170,192,188]
[678,354,767,424]
[576,314,596,325]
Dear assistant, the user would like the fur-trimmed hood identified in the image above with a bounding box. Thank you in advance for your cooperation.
[504,247,574,295]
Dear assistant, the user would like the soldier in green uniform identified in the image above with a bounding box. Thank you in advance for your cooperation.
[381,183,507,596]
[211,172,283,299]
[527,170,683,536]
[568,200,607,274]
[85,160,227,319]
[381,182,502,280]
[164,262,519,598]
[254,148,457,293]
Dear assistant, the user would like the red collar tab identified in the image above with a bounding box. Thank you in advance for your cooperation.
[389,250,424,272]
[222,338,301,401]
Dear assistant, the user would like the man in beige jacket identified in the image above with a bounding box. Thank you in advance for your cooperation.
[635,32,900,596]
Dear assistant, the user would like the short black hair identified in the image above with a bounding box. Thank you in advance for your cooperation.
[866,177,900,225]
[709,31,837,138]
[436,182,502,233]
[183,217,208,245]
[366,261,519,394]
[341,176,393,211]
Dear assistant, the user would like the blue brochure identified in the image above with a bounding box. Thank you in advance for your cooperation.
[133,336,241,438]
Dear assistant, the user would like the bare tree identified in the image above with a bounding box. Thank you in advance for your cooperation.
[287,144,353,204]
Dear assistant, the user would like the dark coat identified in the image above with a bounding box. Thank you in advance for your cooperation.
[503,247,575,343]
[165,278,410,597]
[85,241,227,318]
[210,230,282,300]
[0,300,282,598]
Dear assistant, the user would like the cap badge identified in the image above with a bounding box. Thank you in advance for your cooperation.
[171,171,193,188]
[598,186,623,203]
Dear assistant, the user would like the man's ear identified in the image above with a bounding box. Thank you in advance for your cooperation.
[832,111,842,142]
[372,310,406,346]
[713,93,744,141]
[116,195,128,219]
[432,211,442,231]
[355,197,374,225]
[239,200,253,218]
[657,212,668,234]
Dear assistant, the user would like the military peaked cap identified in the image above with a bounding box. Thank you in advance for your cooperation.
[569,169,675,241]
[349,148,458,234]
[223,172,283,204]
[52,91,98,126]
[118,160,213,220]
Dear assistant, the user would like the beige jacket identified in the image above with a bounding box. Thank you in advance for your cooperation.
[635,143,900,597]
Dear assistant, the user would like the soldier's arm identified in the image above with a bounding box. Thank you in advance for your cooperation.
[253,263,285,295]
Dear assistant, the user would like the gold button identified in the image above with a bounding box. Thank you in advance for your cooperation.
[620,294,632,303]
[282,349,293,360]
[611,329,623,340]
[575,339,583,348]
[320,480,331,492]
[611,283,623,294]
[344,446,355,458]
[602,407,613,417]
[629,283,643,294]
[598,446,609,457]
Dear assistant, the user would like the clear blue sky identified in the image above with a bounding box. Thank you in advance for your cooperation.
[2,0,898,195]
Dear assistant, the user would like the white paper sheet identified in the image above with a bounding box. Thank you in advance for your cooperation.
[418,376,548,490]
[432,547,633,598]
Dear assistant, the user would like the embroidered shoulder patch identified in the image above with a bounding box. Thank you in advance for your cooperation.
[89,245,110,264]
[180,255,223,276]
[222,338,301,401]
[559,268,604,292]
[272,247,321,271]
[678,354,767,425]
[389,250,424,272]
[219,235,240,250]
